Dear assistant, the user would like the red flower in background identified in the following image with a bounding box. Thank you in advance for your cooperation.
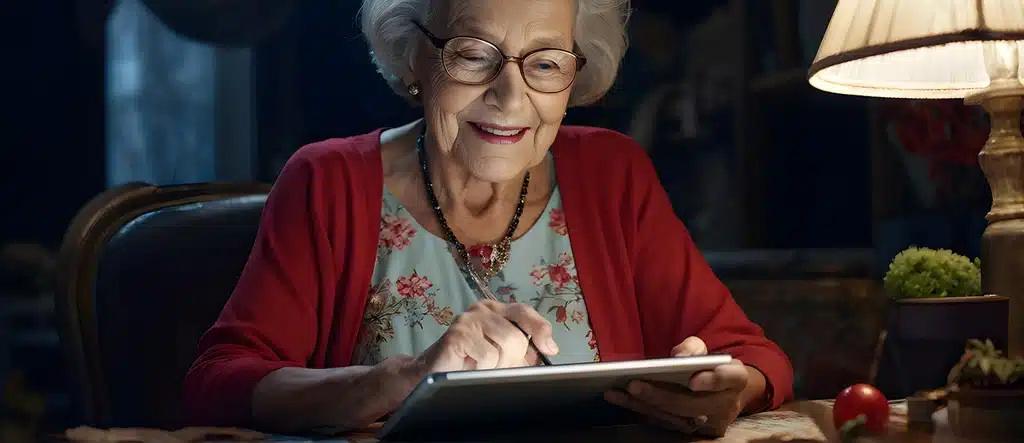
[888,100,999,202]
[891,100,987,170]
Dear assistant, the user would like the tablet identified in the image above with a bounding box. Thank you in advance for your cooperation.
[376,354,733,441]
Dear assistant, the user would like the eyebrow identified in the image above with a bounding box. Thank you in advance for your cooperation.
[448,21,572,52]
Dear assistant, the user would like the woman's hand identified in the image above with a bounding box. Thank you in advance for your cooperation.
[413,300,559,374]
[604,337,764,437]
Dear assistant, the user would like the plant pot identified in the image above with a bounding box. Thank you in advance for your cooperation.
[948,384,1024,440]
[876,296,1009,398]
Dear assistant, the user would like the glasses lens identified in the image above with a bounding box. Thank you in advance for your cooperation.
[441,38,579,92]
[522,50,578,92]
[442,37,503,84]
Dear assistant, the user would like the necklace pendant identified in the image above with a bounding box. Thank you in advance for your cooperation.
[485,238,512,278]
[466,239,511,280]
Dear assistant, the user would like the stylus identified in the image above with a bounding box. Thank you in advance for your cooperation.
[509,321,554,366]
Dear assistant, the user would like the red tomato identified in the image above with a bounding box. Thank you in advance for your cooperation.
[833,384,890,434]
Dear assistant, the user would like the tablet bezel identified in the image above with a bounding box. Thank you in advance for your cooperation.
[377,354,733,440]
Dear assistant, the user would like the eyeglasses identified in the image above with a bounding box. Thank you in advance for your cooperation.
[412,21,587,94]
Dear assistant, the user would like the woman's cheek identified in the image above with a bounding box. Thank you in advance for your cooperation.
[422,79,465,152]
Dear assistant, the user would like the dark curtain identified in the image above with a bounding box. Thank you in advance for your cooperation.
[106,0,218,186]
[98,0,297,185]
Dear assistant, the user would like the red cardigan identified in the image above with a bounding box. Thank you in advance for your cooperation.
[183,126,793,426]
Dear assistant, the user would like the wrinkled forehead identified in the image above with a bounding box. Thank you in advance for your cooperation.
[434,0,576,50]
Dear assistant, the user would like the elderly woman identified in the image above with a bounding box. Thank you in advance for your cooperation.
[184,0,793,436]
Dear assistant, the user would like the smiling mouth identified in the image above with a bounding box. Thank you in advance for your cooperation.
[470,122,528,136]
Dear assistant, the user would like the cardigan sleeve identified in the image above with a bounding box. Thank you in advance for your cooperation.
[622,138,794,410]
[182,149,336,426]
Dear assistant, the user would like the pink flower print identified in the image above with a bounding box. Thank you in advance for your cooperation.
[396,272,433,298]
[548,208,568,236]
[531,254,577,288]
[586,330,598,350]
[548,264,573,288]
[554,305,567,323]
[379,214,416,251]
[571,310,584,324]
[557,252,573,267]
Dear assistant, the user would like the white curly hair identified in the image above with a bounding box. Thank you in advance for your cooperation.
[360,0,631,107]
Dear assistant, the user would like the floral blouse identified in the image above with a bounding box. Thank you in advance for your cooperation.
[352,185,601,366]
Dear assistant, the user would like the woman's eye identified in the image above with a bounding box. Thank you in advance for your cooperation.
[532,60,558,71]
[457,51,490,62]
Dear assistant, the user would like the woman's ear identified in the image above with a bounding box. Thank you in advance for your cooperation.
[406,35,421,75]
[400,41,420,88]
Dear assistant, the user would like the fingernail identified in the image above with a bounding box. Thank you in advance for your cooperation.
[689,377,708,391]
[605,391,626,404]
[628,381,648,396]
[545,337,559,354]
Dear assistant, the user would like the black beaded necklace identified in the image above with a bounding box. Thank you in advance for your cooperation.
[416,132,529,278]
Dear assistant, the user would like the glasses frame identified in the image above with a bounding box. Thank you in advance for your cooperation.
[412,20,587,94]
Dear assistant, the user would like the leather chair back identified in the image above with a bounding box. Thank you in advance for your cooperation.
[55,182,270,429]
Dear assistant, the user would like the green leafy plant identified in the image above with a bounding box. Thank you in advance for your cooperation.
[883,247,981,300]
[948,339,1024,389]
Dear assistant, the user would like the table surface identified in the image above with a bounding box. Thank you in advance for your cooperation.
[265,401,966,443]
[51,401,989,443]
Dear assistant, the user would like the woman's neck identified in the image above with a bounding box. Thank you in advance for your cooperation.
[426,149,527,219]
[382,120,552,226]
[380,120,554,244]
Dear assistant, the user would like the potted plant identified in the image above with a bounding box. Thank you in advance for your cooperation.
[875,247,1008,398]
[946,339,1024,439]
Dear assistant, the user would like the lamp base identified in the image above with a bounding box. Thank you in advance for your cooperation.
[966,85,1024,358]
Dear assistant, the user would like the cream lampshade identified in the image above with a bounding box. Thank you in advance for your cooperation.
[807,0,1024,358]
[808,0,1024,99]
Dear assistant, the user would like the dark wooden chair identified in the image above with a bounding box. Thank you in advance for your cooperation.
[54,182,270,429]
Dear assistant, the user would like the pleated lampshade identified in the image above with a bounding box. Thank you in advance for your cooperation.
[808,0,1024,99]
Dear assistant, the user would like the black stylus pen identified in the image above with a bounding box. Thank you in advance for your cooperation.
[510,321,554,366]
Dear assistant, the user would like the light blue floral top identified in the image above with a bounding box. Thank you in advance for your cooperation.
[352,185,601,366]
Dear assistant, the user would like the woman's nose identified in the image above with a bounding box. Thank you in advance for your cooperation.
[485,62,528,112]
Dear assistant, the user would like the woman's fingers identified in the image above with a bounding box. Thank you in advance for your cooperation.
[505,302,559,355]
[604,391,708,435]
[608,382,736,437]
[441,315,500,370]
[689,360,748,392]
[474,300,558,356]
[671,336,708,357]
[624,381,715,418]
[436,300,556,369]
[477,310,531,368]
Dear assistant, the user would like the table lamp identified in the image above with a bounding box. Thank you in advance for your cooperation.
[807,0,1024,357]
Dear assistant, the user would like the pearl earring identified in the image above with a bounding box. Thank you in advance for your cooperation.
[407,84,420,96]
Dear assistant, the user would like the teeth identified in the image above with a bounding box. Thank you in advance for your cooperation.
[477,125,523,136]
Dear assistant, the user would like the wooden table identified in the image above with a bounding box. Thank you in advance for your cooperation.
[265,401,970,443]
[777,400,960,443]
[52,401,989,443]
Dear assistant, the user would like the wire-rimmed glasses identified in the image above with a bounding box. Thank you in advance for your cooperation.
[412,21,587,94]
